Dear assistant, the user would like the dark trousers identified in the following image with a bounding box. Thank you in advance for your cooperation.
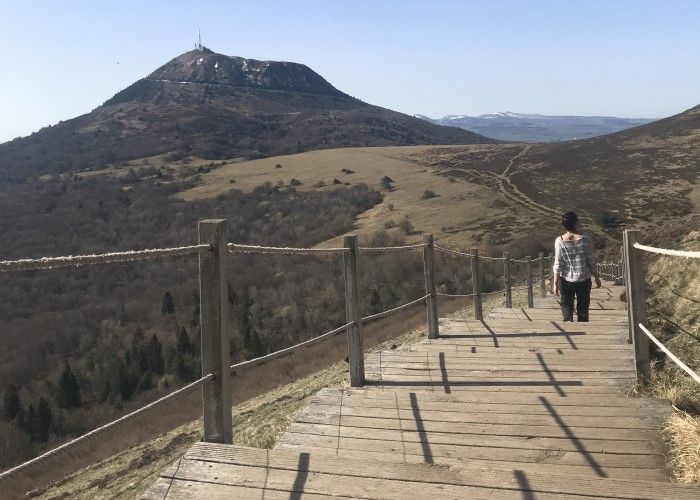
[559,278,592,322]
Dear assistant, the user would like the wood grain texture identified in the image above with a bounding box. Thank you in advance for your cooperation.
[144,283,699,498]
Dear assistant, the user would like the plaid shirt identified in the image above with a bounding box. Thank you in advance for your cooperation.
[553,234,596,283]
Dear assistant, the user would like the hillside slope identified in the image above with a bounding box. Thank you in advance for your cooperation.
[0,49,492,182]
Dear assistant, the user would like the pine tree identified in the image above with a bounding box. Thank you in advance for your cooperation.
[161,291,175,314]
[2,384,21,421]
[35,398,52,442]
[115,358,136,401]
[24,404,36,441]
[57,363,81,409]
[146,335,165,375]
[369,289,382,314]
[177,327,191,355]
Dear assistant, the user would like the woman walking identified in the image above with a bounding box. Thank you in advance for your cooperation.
[551,212,601,321]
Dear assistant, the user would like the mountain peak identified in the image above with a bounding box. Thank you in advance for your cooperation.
[146,49,347,97]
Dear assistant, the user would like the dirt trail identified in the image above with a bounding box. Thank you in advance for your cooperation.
[491,145,561,217]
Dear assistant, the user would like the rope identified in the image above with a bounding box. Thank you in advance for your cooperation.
[437,292,476,298]
[0,244,210,273]
[481,289,507,297]
[434,246,473,258]
[361,295,429,323]
[633,243,700,259]
[230,323,352,372]
[227,243,348,255]
[480,255,506,261]
[0,373,214,480]
[638,324,700,384]
[358,244,426,252]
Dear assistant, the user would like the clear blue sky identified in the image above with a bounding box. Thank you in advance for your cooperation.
[2,0,699,142]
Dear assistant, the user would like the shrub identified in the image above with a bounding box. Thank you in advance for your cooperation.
[421,190,438,199]
[312,180,326,189]
[380,176,394,190]
[290,178,303,186]
[383,220,396,229]
[341,168,354,174]
[229,179,236,184]
[275,164,283,169]
[399,217,414,235]
[332,178,341,185]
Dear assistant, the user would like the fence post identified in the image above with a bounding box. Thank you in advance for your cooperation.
[198,219,233,444]
[503,251,512,308]
[471,248,483,320]
[422,234,440,339]
[343,234,364,387]
[526,255,534,308]
[623,230,650,380]
[538,252,546,298]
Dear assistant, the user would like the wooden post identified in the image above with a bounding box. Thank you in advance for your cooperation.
[198,219,233,444]
[623,230,650,380]
[503,251,512,308]
[422,234,440,339]
[538,252,546,298]
[343,235,364,387]
[471,248,483,320]
[526,255,534,308]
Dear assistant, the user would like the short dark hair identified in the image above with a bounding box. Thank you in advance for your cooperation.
[562,211,578,232]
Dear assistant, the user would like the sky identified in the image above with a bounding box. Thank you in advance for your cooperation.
[1,0,699,142]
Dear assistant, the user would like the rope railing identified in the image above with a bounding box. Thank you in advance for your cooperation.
[230,322,353,373]
[358,243,426,252]
[0,373,214,481]
[437,292,476,298]
[624,229,699,383]
[0,244,211,272]
[434,245,472,257]
[633,242,700,259]
[638,324,700,384]
[227,243,348,254]
[361,295,429,323]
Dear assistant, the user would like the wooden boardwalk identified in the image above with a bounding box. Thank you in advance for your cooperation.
[144,283,699,498]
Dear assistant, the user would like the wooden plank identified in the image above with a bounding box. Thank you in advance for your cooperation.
[285,421,662,455]
[153,443,700,499]
[296,412,661,442]
[274,442,672,483]
[333,387,670,410]
[276,432,664,469]
[310,391,669,417]
[298,402,663,429]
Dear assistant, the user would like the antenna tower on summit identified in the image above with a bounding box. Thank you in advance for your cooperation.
[195,28,204,51]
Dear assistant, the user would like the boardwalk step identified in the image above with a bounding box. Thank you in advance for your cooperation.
[143,442,698,499]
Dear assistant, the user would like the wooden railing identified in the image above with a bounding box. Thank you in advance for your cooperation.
[0,219,553,489]
[622,229,700,384]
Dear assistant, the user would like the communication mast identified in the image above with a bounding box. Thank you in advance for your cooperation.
[195,28,204,51]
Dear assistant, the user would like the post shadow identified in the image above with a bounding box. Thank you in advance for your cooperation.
[289,452,311,500]
[480,319,499,347]
[521,308,532,321]
[409,392,433,464]
[550,321,579,350]
[539,396,607,478]
[438,352,451,394]
[536,353,565,397]
[513,470,537,500]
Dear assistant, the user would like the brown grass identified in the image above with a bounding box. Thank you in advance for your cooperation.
[663,411,700,484]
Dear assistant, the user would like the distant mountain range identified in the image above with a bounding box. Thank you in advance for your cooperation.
[0,48,492,182]
[415,112,656,142]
